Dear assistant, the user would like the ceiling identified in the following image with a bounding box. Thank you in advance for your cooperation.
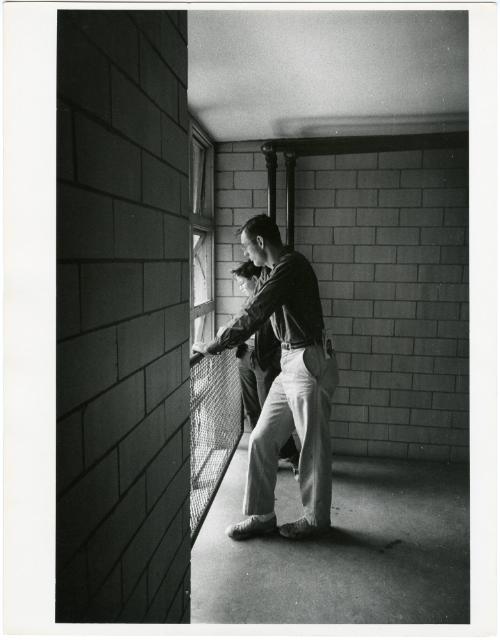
[187,9,468,142]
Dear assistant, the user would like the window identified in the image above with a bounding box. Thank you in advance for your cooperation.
[189,121,215,345]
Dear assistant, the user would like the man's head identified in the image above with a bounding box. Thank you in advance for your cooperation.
[231,260,261,297]
[238,214,283,268]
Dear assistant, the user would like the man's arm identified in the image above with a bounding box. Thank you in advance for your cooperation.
[205,256,295,354]
[192,324,236,356]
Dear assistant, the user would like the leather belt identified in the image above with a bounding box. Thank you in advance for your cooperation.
[281,340,318,350]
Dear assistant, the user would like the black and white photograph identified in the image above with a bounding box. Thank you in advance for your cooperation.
[3,1,497,634]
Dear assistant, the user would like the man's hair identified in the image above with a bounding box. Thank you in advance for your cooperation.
[231,260,261,280]
[238,214,282,246]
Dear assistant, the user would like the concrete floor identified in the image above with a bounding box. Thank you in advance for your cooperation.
[191,433,469,625]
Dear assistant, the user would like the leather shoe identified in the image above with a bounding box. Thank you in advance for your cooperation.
[279,516,330,540]
[225,515,277,541]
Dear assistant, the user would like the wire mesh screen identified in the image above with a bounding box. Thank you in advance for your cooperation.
[190,349,243,542]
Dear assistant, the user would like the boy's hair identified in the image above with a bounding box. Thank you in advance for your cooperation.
[238,214,282,246]
[231,260,261,280]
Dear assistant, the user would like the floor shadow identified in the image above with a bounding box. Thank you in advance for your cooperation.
[261,526,392,552]
[329,526,379,548]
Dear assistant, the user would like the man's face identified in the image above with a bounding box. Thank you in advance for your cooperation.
[241,229,266,267]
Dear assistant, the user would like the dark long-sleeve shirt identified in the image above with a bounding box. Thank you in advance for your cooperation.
[207,249,324,354]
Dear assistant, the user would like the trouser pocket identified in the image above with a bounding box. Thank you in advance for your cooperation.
[302,345,339,396]
[301,344,323,379]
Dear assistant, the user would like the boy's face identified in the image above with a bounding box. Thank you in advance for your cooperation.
[235,275,257,297]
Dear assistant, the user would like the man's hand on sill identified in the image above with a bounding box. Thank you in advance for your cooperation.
[192,341,210,355]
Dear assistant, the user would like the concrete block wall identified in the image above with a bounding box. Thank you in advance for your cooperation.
[57,10,190,622]
[214,141,469,463]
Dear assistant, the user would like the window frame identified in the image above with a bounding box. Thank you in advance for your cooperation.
[189,119,215,347]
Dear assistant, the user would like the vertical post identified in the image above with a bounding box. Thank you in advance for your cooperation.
[262,143,277,223]
[285,152,296,248]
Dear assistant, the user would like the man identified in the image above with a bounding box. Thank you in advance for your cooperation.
[193,214,338,540]
[232,260,300,469]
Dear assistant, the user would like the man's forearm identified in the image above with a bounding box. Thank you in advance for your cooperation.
[206,311,257,354]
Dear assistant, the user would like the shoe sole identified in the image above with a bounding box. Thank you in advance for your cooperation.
[278,526,330,540]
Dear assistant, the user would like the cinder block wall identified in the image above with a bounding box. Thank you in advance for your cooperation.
[214,141,469,463]
[57,11,190,622]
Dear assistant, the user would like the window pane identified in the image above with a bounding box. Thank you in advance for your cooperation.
[193,230,210,306]
[194,312,214,344]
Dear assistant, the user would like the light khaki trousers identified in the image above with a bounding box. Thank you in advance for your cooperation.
[243,344,338,526]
